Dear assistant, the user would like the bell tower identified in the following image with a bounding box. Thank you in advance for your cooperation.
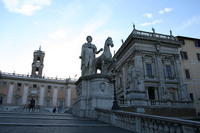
[31,46,45,78]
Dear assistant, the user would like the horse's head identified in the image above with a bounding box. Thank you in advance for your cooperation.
[105,37,114,47]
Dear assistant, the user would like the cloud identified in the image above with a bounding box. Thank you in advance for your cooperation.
[140,19,163,27]
[2,0,52,16]
[159,8,173,14]
[143,13,153,18]
[180,16,200,30]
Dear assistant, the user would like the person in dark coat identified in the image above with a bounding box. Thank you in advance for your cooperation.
[29,98,35,112]
[53,107,56,113]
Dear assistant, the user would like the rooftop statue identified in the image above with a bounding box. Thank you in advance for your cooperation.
[80,36,103,76]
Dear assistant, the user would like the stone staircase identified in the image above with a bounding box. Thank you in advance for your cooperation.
[0,111,131,133]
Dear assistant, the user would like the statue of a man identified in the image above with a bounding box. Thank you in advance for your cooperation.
[80,36,103,76]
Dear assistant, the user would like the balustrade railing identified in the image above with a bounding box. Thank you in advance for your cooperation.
[132,30,178,42]
[96,108,200,133]
[118,99,193,108]
[0,71,77,82]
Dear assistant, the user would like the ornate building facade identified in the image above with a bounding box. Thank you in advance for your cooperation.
[112,28,194,115]
[0,48,76,112]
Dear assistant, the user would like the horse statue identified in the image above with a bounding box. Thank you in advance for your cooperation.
[96,37,114,74]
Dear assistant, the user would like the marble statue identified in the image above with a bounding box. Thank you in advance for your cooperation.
[80,36,103,76]
[96,37,114,74]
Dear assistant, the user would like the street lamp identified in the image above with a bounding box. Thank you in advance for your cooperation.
[111,60,120,110]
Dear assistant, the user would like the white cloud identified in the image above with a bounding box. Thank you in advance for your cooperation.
[180,16,200,30]
[159,8,173,14]
[2,0,52,16]
[0,1,118,79]
[140,19,163,27]
[143,13,153,18]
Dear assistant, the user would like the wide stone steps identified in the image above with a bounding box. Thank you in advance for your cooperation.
[0,112,131,133]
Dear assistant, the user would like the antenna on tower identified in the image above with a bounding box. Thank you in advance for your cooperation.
[39,45,41,51]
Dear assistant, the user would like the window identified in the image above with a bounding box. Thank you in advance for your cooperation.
[33,84,37,88]
[148,87,155,100]
[0,96,3,104]
[180,51,188,60]
[189,93,194,101]
[197,53,200,61]
[195,40,200,47]
[48,86,51,93]
[179,39,185,45]
[185,69,190,79]
[166,65,173,79]
[146,63,153,78]
[17,83,21,87]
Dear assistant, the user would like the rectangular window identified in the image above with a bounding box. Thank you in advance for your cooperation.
[17,83,22,87]
[0,96,3,104]
[166,65,173,79]
[189,93,194,101]
[185,69,190,79]
[33,84,37,88]
[180,51,188,60]
[146,63,153,78]
[197,53,200,61]
[179,39,185,45]
[195,40,200,47]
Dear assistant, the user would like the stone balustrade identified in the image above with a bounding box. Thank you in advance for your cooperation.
[132,29,178,42]
[95,108,200,133]
[118,99,193,108]
[147,100,193,108]
[0,71,76,83]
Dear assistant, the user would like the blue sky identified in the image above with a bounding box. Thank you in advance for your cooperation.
[0,0,200,78]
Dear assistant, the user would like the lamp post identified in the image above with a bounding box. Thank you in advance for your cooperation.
[111,63,120,110]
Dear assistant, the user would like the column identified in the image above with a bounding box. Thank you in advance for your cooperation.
[67,86,72,107]
[52,87,58,106]
[39,85,45,105]
[174,54,189,100]
[22,84,29,105]
[155,54,165,100]
[7,82,14,104]
[134,52,145,91]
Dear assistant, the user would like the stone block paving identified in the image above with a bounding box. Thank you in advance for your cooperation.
[0,112,132,133]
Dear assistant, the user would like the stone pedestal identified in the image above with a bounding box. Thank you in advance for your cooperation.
[72,74,113,118]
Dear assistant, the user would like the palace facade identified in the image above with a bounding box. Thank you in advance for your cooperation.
[0,48,76,112]
[112,28,195,116]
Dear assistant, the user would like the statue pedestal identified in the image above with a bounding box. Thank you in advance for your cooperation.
[126,80,147,113]
[72,74,113,118]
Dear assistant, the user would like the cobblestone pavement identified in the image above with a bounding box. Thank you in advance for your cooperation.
[0,112,132,133]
